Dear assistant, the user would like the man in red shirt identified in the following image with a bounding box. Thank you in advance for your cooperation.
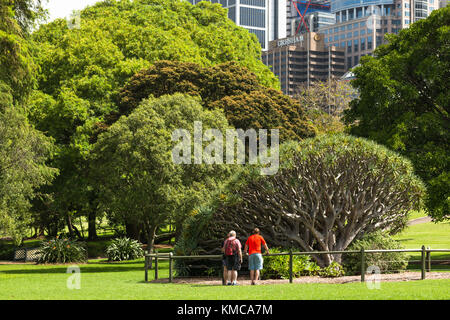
[244,228,269,285]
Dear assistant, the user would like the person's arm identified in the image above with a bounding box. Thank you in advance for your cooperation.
[244,243,248,256]
[263,243,269,255]
[262,238,269,255]
[238,247,243,263]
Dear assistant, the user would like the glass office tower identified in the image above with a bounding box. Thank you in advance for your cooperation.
[320,0,434,70]
[188,0,287,50]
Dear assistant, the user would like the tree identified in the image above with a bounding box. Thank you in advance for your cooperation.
[345,7,450,221]
[295,80,355,134]
[177,134,425,267]
[91,93,234,252]
[117,60,316,142]
[0,0,57,244]
[29,0,279,239]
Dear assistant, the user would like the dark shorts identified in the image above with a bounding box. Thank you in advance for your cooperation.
[225,255,241,271]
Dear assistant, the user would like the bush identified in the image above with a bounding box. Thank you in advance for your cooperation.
[261,248,321,279]
[319,262,345,277]
[343,231,409,275]
[0,243,15,260]
[38,237,87,264]
[106,237,144,261]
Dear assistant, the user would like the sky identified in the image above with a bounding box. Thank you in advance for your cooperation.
[42,0,101,21]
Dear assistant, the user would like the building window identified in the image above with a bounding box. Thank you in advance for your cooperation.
[361,37,365,51]
[360,21,366,27]
[347,40,352,53]
[347,32,352,38]
[240,7,265,28]
[405,19,410,24]
[354,55,359,65]
[354,39,358,52]
[384,28,388,33]
[347,24,352,30]
[360,29,366,35]
[354,30,359,37]
[347,56,352,68]
[367,36,373,49]
[240,0,265,7]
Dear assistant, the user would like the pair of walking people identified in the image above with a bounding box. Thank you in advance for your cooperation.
[222,228,269,286]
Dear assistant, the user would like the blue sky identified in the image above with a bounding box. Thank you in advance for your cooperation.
[43,0,101,21]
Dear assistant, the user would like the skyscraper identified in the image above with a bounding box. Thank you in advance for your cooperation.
[187,0,287,50]
[319,0,435,70]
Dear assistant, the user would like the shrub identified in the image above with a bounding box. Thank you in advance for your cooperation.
[319,262,345,277]
[260,248,321,279]
[343,231,409,275]
[106,237,144,261]
[38,237,87,264]
[0,243,15,260]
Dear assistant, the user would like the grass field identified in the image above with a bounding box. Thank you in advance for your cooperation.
[393,218,450,270]
[1,212,449,300]
[0,259,449,300]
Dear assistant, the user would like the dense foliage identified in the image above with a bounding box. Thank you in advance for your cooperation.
[91,94,234,252]
[343,231,409,275]
[106,237,144,261]
[38,237,87,263]
[177,134,425,267]
[0,0,56,245]
[345,7,450,221]
[117,60,316,142]
[28,0,279,239]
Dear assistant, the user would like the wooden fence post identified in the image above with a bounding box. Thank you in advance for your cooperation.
[421,245,426,280]
[169,252,173,283]
[360,248,365,282]
[289,250,293,284]
[155,250,159,280]
[426,247,431,272]
[144,255,148,282]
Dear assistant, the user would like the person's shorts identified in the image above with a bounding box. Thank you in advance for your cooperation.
[225,255,241,271]
[248,253,263,270]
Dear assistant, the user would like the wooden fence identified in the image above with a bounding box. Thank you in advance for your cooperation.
[144,246,450,283]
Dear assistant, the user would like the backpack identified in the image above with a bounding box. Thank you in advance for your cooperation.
[224,238,238,256]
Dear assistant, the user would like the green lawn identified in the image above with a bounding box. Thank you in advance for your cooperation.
[0,259,449,300]
[393,219,450,271]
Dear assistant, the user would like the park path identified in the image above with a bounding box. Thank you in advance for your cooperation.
[407,216,432,226]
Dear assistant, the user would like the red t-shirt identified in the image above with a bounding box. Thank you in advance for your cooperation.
[245,234,266,255]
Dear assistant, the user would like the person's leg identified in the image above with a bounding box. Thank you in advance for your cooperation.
[255,270,260,281]
[232,270,238,283]
[227,270,233,284]
[250,270,255,282]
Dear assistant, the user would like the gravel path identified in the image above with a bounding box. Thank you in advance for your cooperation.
[151,272,450,285]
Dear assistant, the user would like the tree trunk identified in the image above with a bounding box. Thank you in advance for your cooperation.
[66,215,74,238]
[88,211,97,240]
[125,222,140,240]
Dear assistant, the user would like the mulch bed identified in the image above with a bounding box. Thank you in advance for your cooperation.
[150,272,450,285]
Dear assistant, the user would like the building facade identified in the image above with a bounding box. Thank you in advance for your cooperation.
[187,0,287,50]
[286,0,335,35]
[262,32,345,95]
[319,0,436,70]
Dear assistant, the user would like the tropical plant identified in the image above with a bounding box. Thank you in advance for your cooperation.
[177,134,425,268]
[106,237,144,261]
[38,237,87,263]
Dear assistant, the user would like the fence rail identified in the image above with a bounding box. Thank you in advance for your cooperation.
[144,246,450,283]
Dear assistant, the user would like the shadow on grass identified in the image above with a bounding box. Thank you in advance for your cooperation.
[0,264,149,275]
